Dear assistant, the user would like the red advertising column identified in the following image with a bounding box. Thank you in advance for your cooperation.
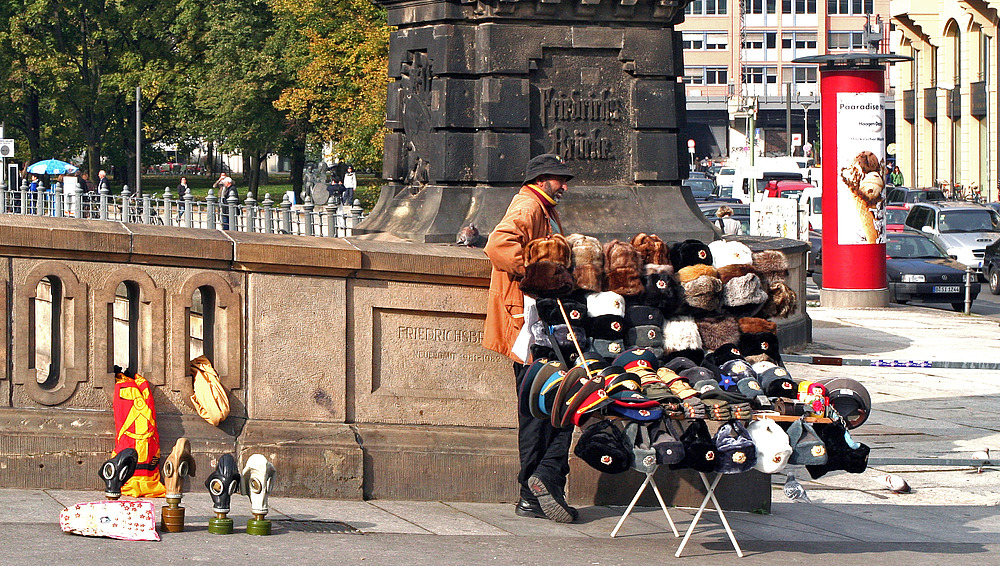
[795,54,909,307]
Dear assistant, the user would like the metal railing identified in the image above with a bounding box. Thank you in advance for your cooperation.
[0,182,367,238]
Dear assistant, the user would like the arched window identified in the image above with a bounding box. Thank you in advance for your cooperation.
[189,285,217,362]
[31,276,61,390]
[112,281,140,375]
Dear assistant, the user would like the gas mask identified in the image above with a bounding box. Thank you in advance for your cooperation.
[205,454,241,513]
[162,438,196,499]
[99,448,138,499]
[241,454,275,516]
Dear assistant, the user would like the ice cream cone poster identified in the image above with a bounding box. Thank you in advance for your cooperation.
[837,93,887,245]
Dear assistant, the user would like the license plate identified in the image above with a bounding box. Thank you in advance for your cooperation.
[933,285,961,293]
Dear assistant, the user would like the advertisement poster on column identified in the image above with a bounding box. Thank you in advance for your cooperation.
[836,92,886,245]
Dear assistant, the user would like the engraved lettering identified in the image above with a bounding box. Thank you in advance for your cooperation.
[397,325,484,344]
[540,87,622,161]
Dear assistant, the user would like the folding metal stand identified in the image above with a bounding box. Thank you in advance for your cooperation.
[609,469,679,538]
[675,472,744,558]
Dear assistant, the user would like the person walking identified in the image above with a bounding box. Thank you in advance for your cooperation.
[342,166,357,206]
[176,177,189,222]
[483,153,578,524]
[715,205,744,235]
[889,165,904,187]
[28,174,39,214]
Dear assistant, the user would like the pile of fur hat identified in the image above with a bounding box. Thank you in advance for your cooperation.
[522,233,797,369]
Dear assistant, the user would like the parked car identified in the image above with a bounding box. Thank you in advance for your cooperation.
[812,230,980,311]
[714,166,737,192]
[884,187,947,209]
[982,238,1000,294]
[903,201,1000,275]
[683,178,718,200]
[764,179,813,200]
[885,205,908,232]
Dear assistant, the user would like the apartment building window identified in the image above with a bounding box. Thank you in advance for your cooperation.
[744,66,777,84]
[686,0,728,15]
[706,67,729,84]
[744,31,777,49]
[783,32,817,49]
[827,0,873,15]
[684,67,706,85]
[781,66,818,85]
[782,0,817,13]
[684,32,729,51]
[828,31,865,50]
[746,0,776,15]
[684,67,729,85]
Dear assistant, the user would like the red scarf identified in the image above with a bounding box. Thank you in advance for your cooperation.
[525,183,563,234]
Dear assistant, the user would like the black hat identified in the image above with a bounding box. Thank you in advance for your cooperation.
[805,422,870,479]
[669,419,718,474]
[524,153,574,184]
[574,420,631,474]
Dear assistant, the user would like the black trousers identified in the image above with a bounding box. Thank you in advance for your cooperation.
[514,362,572,501]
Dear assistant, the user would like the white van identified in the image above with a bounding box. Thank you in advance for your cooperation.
[798,184,822,231]
[727,157,804,203]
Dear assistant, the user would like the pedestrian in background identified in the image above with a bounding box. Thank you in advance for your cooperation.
[715,205,744,235]
[890,165,904,187]
[342,166,357,206]
[28,174,39,214]
[177,176,189,222]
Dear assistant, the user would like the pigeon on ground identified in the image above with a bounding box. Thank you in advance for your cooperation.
[456,224,486,247]
[783,473,811,503]
[880,473,911,493]
[972,448,991,473]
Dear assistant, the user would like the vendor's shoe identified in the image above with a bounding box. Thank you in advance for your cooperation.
[527,475,575,523]
[514,498,546,519]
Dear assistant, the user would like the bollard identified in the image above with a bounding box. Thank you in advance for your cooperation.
[99,448,138,500]
[183,187,194,228]
[121,185,132,223]
[206,454,241,535]
[262,193,274,234]
[280,193,292,234]
[325,198,339,237]
[163,186,174,227]
[206,189,218,231]
[160,438,196,532]
[54,182,64,217]
[965,266,973,314]
[99,178,111,221]
[245,191,257,233]
[241,454,275,536]
[304,195,315,236]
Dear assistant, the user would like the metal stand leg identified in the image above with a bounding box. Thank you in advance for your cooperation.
[675,473,744,558]
[610,471,678,538]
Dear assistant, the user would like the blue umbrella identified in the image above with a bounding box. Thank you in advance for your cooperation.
[27,159,79,175]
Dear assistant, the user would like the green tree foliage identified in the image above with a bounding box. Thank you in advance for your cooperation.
[273,0,389,171]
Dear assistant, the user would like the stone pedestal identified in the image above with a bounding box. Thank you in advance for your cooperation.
[358,0,714,243]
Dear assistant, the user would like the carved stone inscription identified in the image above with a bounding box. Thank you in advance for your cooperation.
[531,51,629,184]
[372,308,508,398]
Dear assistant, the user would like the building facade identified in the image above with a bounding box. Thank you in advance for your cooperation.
[890,0,999,201]
[678,0,894,161]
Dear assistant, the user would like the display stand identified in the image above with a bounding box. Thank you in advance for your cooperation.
[609,468,679,538]
[675,472,744,558]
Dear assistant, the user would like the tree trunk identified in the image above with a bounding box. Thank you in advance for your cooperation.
[290,141,306,196]
[22,87,42,165]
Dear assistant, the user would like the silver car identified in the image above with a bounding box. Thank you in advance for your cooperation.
[903,201,1000,273]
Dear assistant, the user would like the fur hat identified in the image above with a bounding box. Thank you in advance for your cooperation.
[709,240,753,269]
[760,281,798,318]
[567,234,604,292]
[519,261,575,298]
[631,233,670,267]
[716,263,757,284]
[738,330,782,365]
[640,271,683,315]
[670,239,713,271]
[681,275,723,312]
[587,291,626,317]
[662,317,703,354]
[696,316,741,352]
[722,272,769,309]
[524,234,571,267]
[604,240,644,296]
[606,267,644,297]
[676,263,719,284]
[738,317,777,334]
[752,250,789,285]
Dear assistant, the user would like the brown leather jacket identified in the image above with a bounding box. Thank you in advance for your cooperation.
[483,187,559,363]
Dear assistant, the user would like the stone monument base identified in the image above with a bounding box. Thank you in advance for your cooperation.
[820,288,890,308]
[355,184,717,244]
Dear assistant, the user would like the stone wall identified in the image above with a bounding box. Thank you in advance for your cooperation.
[0,215,808,510]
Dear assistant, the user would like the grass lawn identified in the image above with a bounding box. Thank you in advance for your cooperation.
[138,173,382,212]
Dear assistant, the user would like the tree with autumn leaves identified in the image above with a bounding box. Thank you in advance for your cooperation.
[0,0,388,195]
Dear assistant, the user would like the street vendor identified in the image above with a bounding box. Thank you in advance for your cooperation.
[483,153,577,523]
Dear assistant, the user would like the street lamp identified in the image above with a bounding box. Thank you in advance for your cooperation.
[796,92,814,158]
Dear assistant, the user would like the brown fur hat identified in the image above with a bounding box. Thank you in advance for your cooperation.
[751,250,789,285]
[737,317,777,334]
[676,263,719,284]
[760,281,798,318]
[524,234,571,267]
[567,234,604,292]
[606,267,645,297]
[604,240,642,272]
[519,261,575,298]
[631,233,670,267]
[681,275,723,312]
[696,315,741,352]
[717,263,758,284]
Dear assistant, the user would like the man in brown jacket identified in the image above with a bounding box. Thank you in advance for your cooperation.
[484,153,576,523]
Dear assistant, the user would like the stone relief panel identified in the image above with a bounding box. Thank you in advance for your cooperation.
[351,280,511,428]
[170,271,243,396]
